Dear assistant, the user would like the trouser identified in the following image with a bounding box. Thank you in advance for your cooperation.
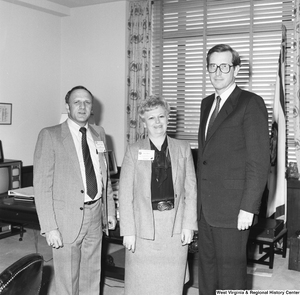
[198,213,249,295]
[52,200,102,295]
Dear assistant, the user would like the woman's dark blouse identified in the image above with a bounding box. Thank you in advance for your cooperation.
[150,137,174,202]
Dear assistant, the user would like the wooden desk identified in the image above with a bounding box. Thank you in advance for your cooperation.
[0,197,39,225]
[0,196,124,280]
[0,197,38,240]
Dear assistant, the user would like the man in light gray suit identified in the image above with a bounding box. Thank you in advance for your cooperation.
[34,85,116,295]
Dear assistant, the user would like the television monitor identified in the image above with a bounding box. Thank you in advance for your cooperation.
[0,160,22,195]
[107,150,118,176]
[0,167,9,194]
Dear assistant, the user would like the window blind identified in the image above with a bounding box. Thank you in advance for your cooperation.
[151,0,295,163]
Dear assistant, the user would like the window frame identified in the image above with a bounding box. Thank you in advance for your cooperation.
[151,0,295,162]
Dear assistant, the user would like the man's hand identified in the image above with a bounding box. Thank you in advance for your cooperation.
[108,215,117,230]
[181,229,194,246]
[123,235,136,253]
[45,229,63,249]
[237,209,254,231]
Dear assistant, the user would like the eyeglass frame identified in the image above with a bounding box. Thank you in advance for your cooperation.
[207,63,235,74]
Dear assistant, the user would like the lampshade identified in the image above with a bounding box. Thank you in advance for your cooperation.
[59,113,68,124]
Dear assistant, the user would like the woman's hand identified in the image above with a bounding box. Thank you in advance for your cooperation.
[181,229,194,246]
[123,235,136,253]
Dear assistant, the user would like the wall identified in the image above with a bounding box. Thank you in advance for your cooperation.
[0,0,127,166]
[0,1,61,165]
[61,1,127,166]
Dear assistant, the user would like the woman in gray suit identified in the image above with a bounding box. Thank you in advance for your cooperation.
[118,96,197,295]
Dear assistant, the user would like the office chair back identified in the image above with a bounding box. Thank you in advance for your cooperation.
[0,253,43,295]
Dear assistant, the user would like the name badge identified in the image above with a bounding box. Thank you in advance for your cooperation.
[95,141,106,153]
[138,150,154,161]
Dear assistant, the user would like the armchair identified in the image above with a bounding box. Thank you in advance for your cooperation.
[0,253,43,295]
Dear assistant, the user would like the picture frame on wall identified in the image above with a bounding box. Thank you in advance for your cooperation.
[0,103,12,125]
[0,140,3,163]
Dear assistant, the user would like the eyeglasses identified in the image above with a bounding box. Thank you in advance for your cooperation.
[208,63,234,74]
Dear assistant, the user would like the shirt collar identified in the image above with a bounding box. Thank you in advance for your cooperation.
[216,82,236,104]
[67,118,89,134]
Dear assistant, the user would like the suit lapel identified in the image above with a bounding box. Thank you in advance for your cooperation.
[89,124,110,233]
[137,137,179,192]
[89,125,107,186]
[167,137,178,186]
[204,86,242,144]
[62,122,108,189]
[199,94,214,152]
[139,139,152,183]
[61,122,83,182]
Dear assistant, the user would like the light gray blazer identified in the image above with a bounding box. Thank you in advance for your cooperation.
[119,136,197,240]
[33,121,115,243]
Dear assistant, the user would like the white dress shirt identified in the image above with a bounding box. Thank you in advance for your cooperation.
[67,118,103,202]
[205,83,236,138]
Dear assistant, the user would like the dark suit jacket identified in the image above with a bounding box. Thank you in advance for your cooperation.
[197,86,270,228]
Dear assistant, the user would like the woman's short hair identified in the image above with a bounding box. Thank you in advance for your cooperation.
[65,86,94,104]
[206,44,241,68]
[138,96,170,120]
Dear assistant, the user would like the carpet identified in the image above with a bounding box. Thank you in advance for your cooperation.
[108,247,300,290]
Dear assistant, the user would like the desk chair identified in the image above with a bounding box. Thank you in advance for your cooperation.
[247,218,288,269]
[0,253,43,295]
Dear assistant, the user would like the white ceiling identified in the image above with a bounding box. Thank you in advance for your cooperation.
[1,0,126,17]
[46,0,121,8]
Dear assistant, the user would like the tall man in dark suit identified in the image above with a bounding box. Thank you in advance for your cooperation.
[34,86,116,295]
[197,44,270,293]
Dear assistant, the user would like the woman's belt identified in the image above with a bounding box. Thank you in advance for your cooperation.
[152,200,174,211]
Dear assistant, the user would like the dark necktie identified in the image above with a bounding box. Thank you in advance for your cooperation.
[79,127,98,199]
[207,95,221,135]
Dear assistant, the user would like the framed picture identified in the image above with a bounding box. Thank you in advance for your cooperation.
[0,103,12,125]
[0,140,3,163]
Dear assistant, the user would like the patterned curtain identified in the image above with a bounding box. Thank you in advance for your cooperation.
[294,0,300,169]
[126,1,152,144]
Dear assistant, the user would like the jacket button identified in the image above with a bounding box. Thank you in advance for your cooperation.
[81,190,84,193]
[80,207,84,210]
[203,161,207,165]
